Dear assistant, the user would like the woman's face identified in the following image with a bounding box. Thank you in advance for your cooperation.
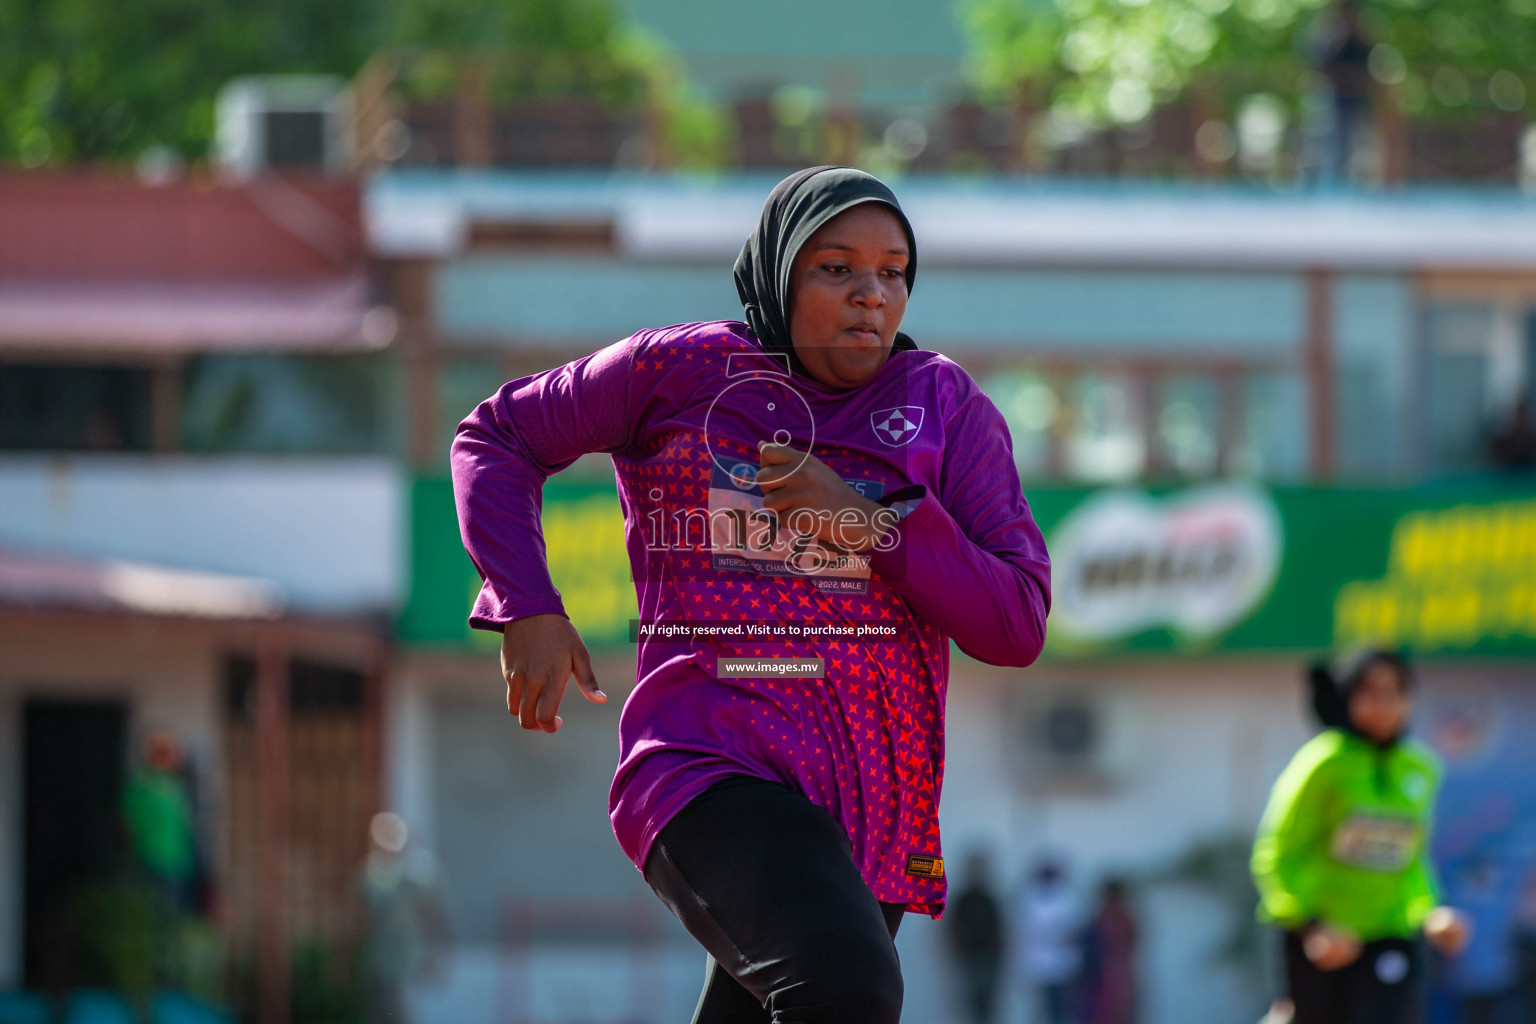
[786,203,910,389]
[1348,659,1411,743]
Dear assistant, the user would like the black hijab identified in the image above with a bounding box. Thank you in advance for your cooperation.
[733,165,919,379]
[1308,647,1412,746]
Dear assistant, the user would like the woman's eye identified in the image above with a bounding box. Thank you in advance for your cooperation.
[822,264,849,274]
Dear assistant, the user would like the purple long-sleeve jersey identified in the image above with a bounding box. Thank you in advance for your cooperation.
[451,321,1051,916]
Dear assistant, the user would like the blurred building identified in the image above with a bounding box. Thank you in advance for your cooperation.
[5,156,1536,1024]
[371,172,1536,481]
[377,169,1536,1024]
[0,172,397,1019]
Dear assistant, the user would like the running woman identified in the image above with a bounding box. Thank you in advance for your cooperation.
[451,166,1052,1023]
[1251,648,1471,1024]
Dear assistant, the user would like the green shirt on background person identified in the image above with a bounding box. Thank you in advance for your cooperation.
[123,768,195,883]
[1251,727,1443,941]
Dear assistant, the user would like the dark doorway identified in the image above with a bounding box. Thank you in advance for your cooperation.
[22,698,128,989]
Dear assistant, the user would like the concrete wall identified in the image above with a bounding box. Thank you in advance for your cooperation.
[0,456,404,613]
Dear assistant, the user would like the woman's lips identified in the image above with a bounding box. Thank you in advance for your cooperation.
[843,328,881,344]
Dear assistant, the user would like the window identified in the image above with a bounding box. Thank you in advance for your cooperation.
[0,364,153,451]
[1235,373,1308,480]
[1065,372,1147,483]
[437,358,614,479]
[181,353,400,455]
[983,361,1307,483]
[1157,375,1220,478]
[984,369,1058,480]
[436,359,507,460]
[1422,302,1535,475]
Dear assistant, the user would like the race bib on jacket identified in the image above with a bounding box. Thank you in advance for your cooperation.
[1329,812,1420,872]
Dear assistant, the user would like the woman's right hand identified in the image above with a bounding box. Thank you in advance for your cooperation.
[501,613,607,733]
[1302,922,1362,971]
[1424,906,1472,956]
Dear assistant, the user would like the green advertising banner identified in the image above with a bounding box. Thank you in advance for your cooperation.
[403,476,638,652]
[402,475,1536,659]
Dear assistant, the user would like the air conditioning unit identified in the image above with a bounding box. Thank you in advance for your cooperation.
[216,75,352,178]
[1017,686,1138,791]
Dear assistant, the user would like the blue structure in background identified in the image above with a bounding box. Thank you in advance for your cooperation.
[1424,681,1536,1022]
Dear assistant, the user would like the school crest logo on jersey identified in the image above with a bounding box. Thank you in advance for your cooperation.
[871,405,924,446]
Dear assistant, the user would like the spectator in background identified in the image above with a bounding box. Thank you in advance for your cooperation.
[121,729,206,993]
[1488,398,1536,469]
[122,730,198,911]
[1083,878,1139,1024]
[359,811,449,1024]
[1252,649,1471,1024]
[948,851,1005,1024]
[1015,857,1086,1024]
[1310,0,1376,183]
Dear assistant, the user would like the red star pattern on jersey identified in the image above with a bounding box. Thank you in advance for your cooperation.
[614,379,949,915]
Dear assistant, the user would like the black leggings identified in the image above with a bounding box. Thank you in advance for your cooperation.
[1284,930,1424,1024]
[643,774,907,1024]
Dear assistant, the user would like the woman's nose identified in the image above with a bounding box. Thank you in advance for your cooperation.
[850,270,885,307]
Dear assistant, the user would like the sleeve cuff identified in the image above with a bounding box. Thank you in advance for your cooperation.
[468,586,567,633]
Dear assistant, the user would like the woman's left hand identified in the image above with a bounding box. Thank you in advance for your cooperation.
[756,442,894,552]
[1424,906,1472,956]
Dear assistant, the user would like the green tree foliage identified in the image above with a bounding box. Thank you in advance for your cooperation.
[0,0,725,167]
[961,0,1536,126]
[391,0,625,55]
[0,0,383,165]
[389,0,654,104]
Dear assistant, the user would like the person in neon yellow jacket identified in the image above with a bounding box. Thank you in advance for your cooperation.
[1251,648,1471,1024]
